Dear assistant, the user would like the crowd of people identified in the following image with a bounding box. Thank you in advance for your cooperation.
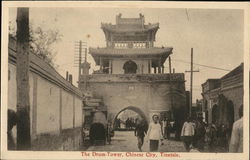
[125,118,137,130]
[180,104,243,153]
[133,104,243,153]
[115,118,138,130]
[84,105,243,152]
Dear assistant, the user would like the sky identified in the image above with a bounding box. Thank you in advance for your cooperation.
[9,7,244,101]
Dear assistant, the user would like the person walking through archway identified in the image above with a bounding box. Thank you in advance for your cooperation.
[106,122,114,145]
[147,115,163,152]
[134,119,147,151]
[117,118,121,129]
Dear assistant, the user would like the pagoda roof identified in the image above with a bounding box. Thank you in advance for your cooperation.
[101,23,159,33]
[89,47,172,56]
[89,47,173,65]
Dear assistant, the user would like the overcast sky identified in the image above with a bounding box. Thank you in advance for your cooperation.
[9,8,244,101]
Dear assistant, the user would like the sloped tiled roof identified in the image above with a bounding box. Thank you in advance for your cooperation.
[101,23,159,33]
[89,47,172,56]
[221,63,243,80]
[8,36,82,97]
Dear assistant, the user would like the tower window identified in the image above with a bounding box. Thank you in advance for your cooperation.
[123,60,137,74]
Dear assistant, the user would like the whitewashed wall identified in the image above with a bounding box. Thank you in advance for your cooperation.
[8,36,83,150]
[74,98,83,127]
[8,60,83,140]
[36,75,60,134]
[61,90,74,129]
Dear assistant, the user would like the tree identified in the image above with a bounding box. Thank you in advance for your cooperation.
[9,21,62,68]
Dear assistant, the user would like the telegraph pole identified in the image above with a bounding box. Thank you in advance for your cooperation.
[190,49,193,117]
[169,56,174,120]
[74,40,86,87]
[185,48,199,117]
[84,48,88,91]
[16,8,31,150]
[78,40,82,82]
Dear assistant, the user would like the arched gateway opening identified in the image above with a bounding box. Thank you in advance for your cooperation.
[113,106,148,131]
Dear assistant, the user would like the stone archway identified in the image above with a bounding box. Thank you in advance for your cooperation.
[113,106,148,130]
[123,60,137,74]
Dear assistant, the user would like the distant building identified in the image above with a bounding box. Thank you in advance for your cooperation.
[79,14,188,128]
[190,100,203,120]
[201,63,243,128]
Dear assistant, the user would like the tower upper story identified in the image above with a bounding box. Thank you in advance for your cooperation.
[89,14,173,75]
[101,13,159,49]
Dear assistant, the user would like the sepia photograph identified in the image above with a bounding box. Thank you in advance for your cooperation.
[1,1,249,160]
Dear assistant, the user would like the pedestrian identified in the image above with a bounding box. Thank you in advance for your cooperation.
[118,118,121,129]
[161,117,167,139]
[147,115,163,152]
[173,121,178,140]
[174,121,182,141]
[229,105,243,153]
[8,109,17,150]
[181,117,195,152]
[166,120,171,139]
[125,118,129,129]
[206,123,217,152]
[193,117,206,151]
[131,118,134,130]
[218,124,228,150]
[134,119,147,151]
[106,122,113,145]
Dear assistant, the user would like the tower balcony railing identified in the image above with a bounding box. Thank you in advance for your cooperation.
[109,41,153,49]
[81,73,185,83]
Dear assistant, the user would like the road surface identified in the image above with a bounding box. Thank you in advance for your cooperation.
[87,131,186,152]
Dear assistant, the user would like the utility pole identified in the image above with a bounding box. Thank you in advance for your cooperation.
[16,8,31,150]
[78,40,82,82]
[84,48,88,91]
[84,48,87,62]
[169,56,174,120]
[185,48,199,117]
[74,40,86,87]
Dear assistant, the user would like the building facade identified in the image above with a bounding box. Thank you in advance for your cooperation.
[201,63,243,129]
[79,14,187,126]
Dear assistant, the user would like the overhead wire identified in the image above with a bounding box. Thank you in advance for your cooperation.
[172,58,231,71]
